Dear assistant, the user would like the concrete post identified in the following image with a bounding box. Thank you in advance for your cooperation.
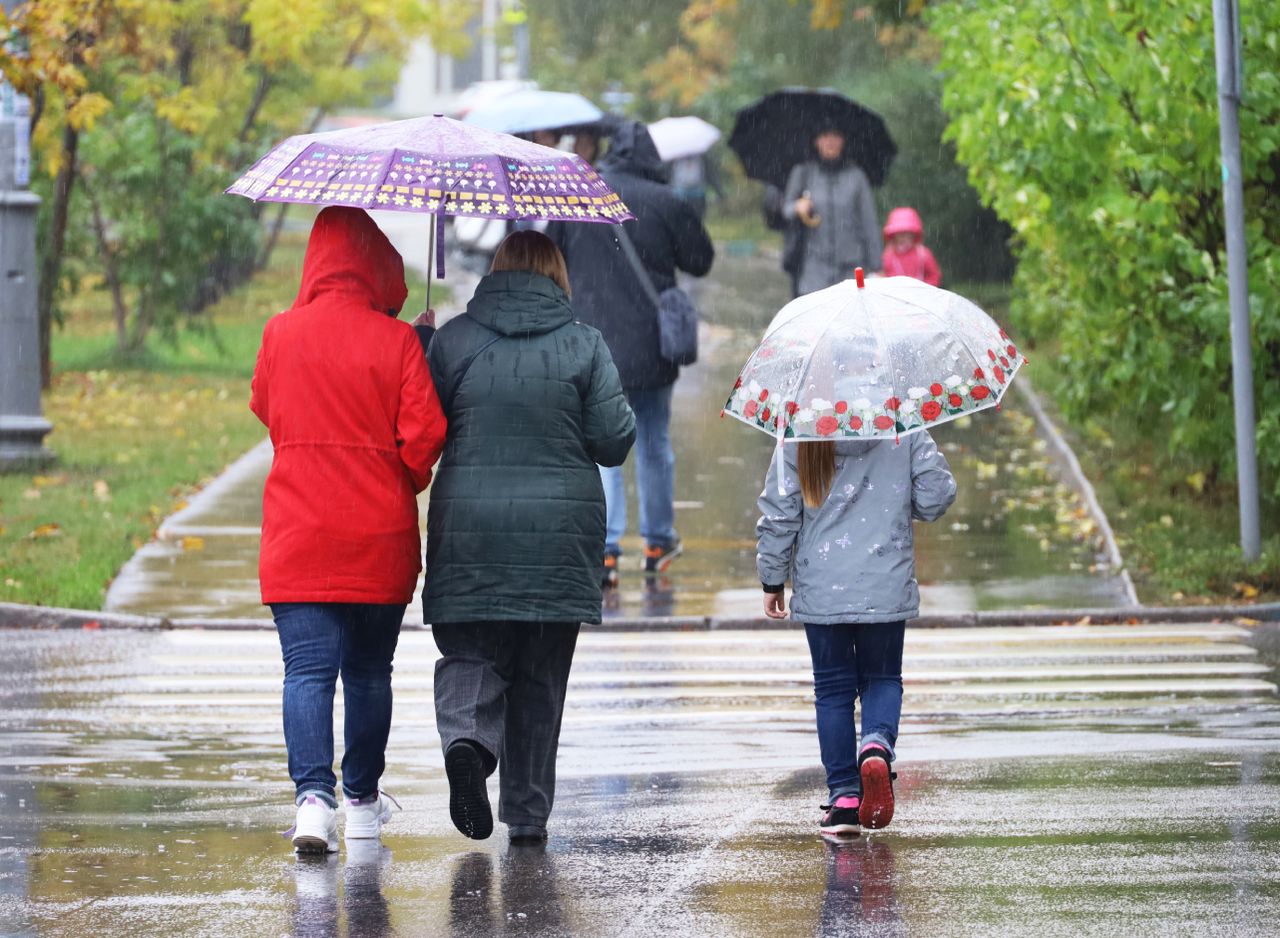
[0,81,54,469]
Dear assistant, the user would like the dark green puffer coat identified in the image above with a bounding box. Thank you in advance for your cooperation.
[422,270,636,625]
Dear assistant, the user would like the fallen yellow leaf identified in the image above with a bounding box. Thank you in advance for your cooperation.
[32,474,67,488]
[181,536,205,551]
[1233,582,1260,600]
[28,523,62,539]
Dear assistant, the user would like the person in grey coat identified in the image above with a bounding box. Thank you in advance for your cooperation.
[423,231,635,845]
[783,127,883,297]
[757,433,955,836]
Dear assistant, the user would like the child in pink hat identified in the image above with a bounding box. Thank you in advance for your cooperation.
[881,207,941,286]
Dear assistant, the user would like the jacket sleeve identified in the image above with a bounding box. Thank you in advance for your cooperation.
[910,431,957,521]
[755,454,804,588]
[670,198,715,278]
[396,331,448,493]
[249,324,270,427]
[781,163,806,221]
[582,333,636,467]
[855,170,883,271]
[923,247,942,287]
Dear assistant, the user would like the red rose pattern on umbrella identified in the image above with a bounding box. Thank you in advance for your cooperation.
[724,333,1023,438]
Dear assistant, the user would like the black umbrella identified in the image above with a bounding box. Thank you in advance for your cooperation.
[728,88,896,188]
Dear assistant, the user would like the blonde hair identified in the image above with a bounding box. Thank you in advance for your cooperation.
[490,230,571,297]
[797,441,837,509]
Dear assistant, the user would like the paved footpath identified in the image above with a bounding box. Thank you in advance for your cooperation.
[1,619,1277,937]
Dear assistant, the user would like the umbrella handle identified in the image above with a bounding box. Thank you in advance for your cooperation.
[426,213,435,312]
[775,409,787,497]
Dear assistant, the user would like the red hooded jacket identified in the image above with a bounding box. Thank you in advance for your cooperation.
[250,207,447,604]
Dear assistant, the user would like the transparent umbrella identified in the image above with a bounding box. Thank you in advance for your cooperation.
[723,270,1025,487]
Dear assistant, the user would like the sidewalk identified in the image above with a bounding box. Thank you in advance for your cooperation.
[1,620,1277,936]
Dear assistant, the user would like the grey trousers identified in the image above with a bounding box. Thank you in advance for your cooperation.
[432,621,580,827]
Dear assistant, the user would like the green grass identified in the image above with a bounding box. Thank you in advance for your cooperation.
[0,235,437,610]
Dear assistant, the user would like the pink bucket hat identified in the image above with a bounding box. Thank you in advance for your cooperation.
[883,206,924,238]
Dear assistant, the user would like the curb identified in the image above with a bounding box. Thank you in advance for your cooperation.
[4,601,1277,633]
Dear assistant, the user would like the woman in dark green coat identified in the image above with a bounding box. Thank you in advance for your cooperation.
[423,230,635,844]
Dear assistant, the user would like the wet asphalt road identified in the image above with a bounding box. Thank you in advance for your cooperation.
[1,621,1278,937]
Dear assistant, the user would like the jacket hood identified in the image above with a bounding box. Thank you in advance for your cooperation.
[293,207,408,313]
[465,270,574,336]
[600,121,669,183]
[883,207,924,239]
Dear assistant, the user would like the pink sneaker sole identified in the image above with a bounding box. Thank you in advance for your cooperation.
[858,757,895,830]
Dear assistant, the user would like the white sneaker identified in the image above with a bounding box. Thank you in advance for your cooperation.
[291,793,338,854]
[344,790,401,842]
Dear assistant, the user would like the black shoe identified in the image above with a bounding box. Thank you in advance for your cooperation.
[819,795,862,837]
[508,824,547,845]
[643,540,683,574]
[445,741,493,840]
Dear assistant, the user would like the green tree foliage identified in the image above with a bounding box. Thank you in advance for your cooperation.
[2,0,471,367]
[931,0,1279,498]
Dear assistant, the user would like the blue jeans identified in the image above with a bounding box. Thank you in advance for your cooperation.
[600,383,677,554]
[803,621,905,800]
[272,603,405,804]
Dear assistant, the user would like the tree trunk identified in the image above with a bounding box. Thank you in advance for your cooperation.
[83,175,129,352]
[36,124,80,389]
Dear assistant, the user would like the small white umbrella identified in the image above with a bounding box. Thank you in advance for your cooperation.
[647,116,722,162]
[723,271,1026,489]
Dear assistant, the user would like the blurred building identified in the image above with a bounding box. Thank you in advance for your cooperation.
[392,0,530,117]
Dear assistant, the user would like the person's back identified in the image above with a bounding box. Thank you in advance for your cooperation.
[423,266,635,624]
[253,207,446,604]
[756,433,955,837]
[758,435,954,623]
[548,122,714,392]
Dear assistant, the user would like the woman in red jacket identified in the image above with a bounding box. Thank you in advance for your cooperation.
[250,207,447,853]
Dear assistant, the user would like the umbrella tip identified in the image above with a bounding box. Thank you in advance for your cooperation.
[854,267,865,288]
[434,112,444,118]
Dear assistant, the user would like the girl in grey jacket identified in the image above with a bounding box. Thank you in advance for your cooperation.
[756,433,956,836]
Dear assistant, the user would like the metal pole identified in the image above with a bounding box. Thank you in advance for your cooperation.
[1212,0,1260,560]
[1,2,54,469]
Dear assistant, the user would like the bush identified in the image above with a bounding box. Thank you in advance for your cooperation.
[931,0,1280,501]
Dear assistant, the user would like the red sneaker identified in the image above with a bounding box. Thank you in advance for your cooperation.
[857,747,896,830]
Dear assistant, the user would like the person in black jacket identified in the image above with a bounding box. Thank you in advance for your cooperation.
[548,121,715,587]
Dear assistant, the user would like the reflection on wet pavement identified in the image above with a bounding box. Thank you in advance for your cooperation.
[105,251,1131,623]
[1,623,1276,936]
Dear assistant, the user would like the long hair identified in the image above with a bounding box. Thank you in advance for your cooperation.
[490,230,571,297]
[797,441,837,509]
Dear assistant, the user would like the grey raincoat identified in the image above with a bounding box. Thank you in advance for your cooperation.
[755,433,956,624]
[783,160,882,296]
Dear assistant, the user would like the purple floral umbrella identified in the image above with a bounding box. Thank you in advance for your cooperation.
[226,113,632,301]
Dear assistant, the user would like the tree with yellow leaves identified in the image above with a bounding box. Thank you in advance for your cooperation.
[1,0,473,380]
